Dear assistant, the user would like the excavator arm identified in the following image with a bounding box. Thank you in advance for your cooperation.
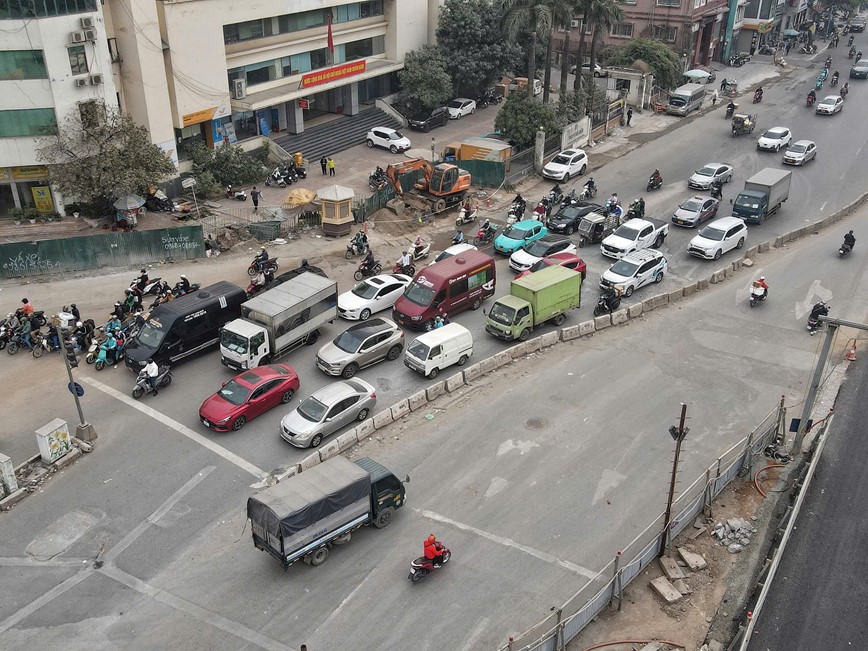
[385,158,434,197]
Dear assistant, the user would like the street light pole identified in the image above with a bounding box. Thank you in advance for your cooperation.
[62,338,97,442]
[660,403,689,557]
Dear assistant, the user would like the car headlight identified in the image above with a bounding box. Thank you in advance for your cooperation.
[216,416,230,424]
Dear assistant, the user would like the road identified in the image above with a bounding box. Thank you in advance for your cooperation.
[746,344,868,651]
[2,52,868,649]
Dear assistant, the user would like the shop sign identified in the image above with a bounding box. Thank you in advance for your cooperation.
[301,60,366,89]
[31,186,54,213]
[182,107,217,127]
[13,166,49,180]
[0,169,10,182]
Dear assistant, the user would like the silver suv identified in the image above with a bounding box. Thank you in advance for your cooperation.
[599,249,667,297]
[315,318,404,378]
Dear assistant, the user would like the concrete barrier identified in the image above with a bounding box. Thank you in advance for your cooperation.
[510,342,529,359]
[579,320,595,336]
[479,356,498,374]
[426,381,446,401]
[390,399,411,421]
[356,418,376,440]
[336,429,359,451]
[758,241,771,252]
[373,409,394,429]
[683,282,698,296]
[642,294,669,313]
[731,258,742,271]
[612,308,629,324]
[561,324,581,341]
[463,362,484,382]
[628,303,643,318]
[697,278,709,291]
[540,331,559,348]
[492,350,512,368]
[445,372,466,392]
[723,266,734,279]
[711,270,726,283]
[594,314,612,330]
[318,439,341,462]
[746,246,758,258]
[408,390,428,411]
[298,453,321,472]
[668,288,683,303]
[525,336,543,353]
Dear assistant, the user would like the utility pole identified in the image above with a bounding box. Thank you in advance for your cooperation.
[660,403,689,557]
[62,338,97,442]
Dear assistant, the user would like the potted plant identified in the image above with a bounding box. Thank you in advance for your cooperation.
[11,207,24,225]
[25,208,40,224]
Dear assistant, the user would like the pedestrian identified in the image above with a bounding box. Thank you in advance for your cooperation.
[712,89,719,106]
[720,78,727,91]
[327,157,335,176]
[786,41,792,55]
[319,156,327,175]
[626,108,633,126]
[251,186,261,211]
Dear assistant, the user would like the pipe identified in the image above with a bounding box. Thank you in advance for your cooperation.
[754,463,786,497]
[580,640,685,651]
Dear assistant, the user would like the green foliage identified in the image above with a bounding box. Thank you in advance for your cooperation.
[187,141,266,187]
[494,92,560,148]
[36,101,176,211]
[397,45,453,115]
[607,39,683,89]
[193,170,222,200]
[555,91,586,124]
[437,0,523,98]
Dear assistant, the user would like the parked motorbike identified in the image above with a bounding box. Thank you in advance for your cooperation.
[473,225,497,245]
[455,205,477,226]
[265,167,290,188]
[408,543,452,583]
[646,175,663,191]
[345,240,369,259]
[354,259,382,281]
[132,364,173,399]
[393,261,416,276]
[225,185,247,201]
[593,288,622,316]
[368,167,388,191]
[839,241,853,257]
[247,257,279,278]
[749,284,767,308]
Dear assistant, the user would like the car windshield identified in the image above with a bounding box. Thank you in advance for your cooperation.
[297,396,328,422]
[333,329,365,353]
[488,302,516,326]
[529,259,553,272]
[697,166,716,177]
[763,130,784,139]
[136,321,165,348]
[551,154,571,165]
[402,281,436,307]
[503,226,530,240]
[788,144,807,153]
[525,240,554,256]
[610,259,640,276]
[220,329,248,354]
[699,226,727,241]
[218,380,252,406]
[681,200,703,213]
[669,97,687,107]
[613,224,641,240]
[820,98,835,105]
[448,100,463,109]
[351,281,378,299]
[407,339,431,360]
[389,131,405,140]
[734,195,761,209]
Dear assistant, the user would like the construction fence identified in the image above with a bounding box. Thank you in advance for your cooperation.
[498,401,785,651]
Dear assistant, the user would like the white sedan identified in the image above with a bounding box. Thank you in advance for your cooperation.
[688,163,733,190]
[338,274,412,320]
[446,98,476,119]
[542,148,589,181]
[815,95,844,115]
[756,126,792,152]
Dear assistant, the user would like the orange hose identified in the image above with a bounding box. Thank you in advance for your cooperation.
[754,463,786,497]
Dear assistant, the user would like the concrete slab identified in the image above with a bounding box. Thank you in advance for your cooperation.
[335,430,359,451]
[479,356,497,374]
[697,278,710,290]
[539,331,559,347]
[426,381,446,401]
[509,342,528,359]
[356,418,376,440]
[611,308,628,324]
[711,270,726,283]
[445,372,465,393]
[578,320,595,336]
[561,324,581,341]
[390,399,411,421]
[659,556,686,581]
[373,409,394,429]
[492,350,512,368]
[650,576,683,604]
[758,241,771,252]
[673,578,691,594]
[594,314,612,330]
[318,439,341,462]
[668,289,683,303]
[683,282,698,296]
[677,547,708,570]
[741,258,754,267]
[525,336,543,353]
[463,362,483,382]
[628,303,643,318]
[407,390,428,411]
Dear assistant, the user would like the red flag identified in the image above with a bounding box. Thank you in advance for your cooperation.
[327,14,334,54]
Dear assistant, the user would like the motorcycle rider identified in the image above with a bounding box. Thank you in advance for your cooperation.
[650,169,663,187]
[178,274,191,294]
[20,297,34,316]
[631,197,646,218]
[19,312,33,350]
[809,301,829,334]
[480,218,494,239]
[512,193,526,216]
[413,234,426,257]
[857,51,863,64]
[423,534,444,567]
[361,248,376,275]
[398,250,412,274]
[848,34,855,47]
[452,229,466,245]
[606,193,620,212]
[754,87,763,102]
[584,177,597,196]
[106,314,123,334]
[114,300,128,320]
[144,358,160,394]
[102,331,118,362]
[725,100,736,117]
[135,269,149,293]
[69,303,81,322]
[254,246,269,273]
[352,230,368,254]
[710,179,724,200]
[844,230,856,251]
[807,88,817,103]
[831,71,840,85]
[840,82,850,97]
[756,276,769,295]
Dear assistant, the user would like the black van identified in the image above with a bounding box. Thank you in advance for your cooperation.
[125,281,246,371]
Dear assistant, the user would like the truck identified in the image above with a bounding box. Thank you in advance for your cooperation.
[247,455,407,569]
[600,217,669,259]
[731,168,792,224]
[442,137,514,164]
[220,272,337,371]
[484,265,581,341]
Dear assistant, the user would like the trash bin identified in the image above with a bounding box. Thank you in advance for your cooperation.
[294,152,303,167]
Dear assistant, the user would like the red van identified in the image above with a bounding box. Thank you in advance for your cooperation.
[392,250,496,331]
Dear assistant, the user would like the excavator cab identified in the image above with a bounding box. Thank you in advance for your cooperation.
[430,165,459,194]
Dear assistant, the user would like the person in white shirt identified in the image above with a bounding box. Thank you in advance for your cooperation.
[144,358,159,394]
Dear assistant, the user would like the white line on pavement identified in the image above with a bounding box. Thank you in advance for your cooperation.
[81,376,267,479]
[457,616,491,651]
[419,509,598,579]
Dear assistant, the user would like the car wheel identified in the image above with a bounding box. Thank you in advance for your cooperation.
[342,363,358,379]
[356,408,369,421]
[654,272,664,283]
[231,416,246,431]
[427,367,439,379]
[390,145,398,153]
[714,249,722,260]
[580,165,587,176]
[518,328,531,342]
[471,297,482,310]
[553,313,566,326]
[373,506,394,529]
[281,389,295,404]
[564,172,571,182]
[359,308,371,321]
[310,434,323,448]
[366,139,374,148]
[457,354,468,366]
[624,286,634,297]
[725,174,732,183]
[132,386,144,400]
[456,112,462,119]
[386,345,402,361]
[736,237,745,249]
[307,547,329,566]
[470,108,475,115]
[424,124,431,133]
[566,225,575,235]
[594,71,600,78]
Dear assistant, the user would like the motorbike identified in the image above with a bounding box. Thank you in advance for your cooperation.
[408,543,451,582]
[473,225,497,245]
[548,185,563,206]
[225,185,247,201]
[807,303,829,335]
[85,327,105,363]
[131,275,162,297]
[840,84,849,98]
[579,182,598,200]
[724,103,738,119]
[173,281,199,297]
[247,257,279,278]
[94,334,126,371]
[393,261,416,276]
[594,288,622,316]
[264,167,290,188]
[806,93,817,107]
[802,44,817,55]
[5,330,25,355]
[506,200,526,226]
[753,90,763,103]
[749,284,767,308]
[26,310,48,328]
[0,324,11,350]
[626,201,645,220]
[831,74,839,87]
[455,205,478,226]
[839,240,853,257]
[646,175,663,191]
[345,240,369,259]
[354,259,382,281]
[411,241,431,260]
[848,48,856,59]
[477,89,502,108]
[31,328,61,358]
[368,168,388,191]
[560,189,580,210]
[132,365,173,399]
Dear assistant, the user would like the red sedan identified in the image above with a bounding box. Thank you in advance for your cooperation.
[515,252,586,280]
[199,364,300,432]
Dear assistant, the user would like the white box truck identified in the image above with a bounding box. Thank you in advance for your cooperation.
[220,272,337,371]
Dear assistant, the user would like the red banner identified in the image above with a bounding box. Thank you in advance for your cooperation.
[301,61,366,88]
[327,14,334,54]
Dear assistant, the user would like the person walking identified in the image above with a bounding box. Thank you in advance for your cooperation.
[320,156,328,175]
[626,108,633,126]
[327,157,335,176]
[720,77,727,91]
[712,89,719,106]
[786,41,792,56]
[250,186,261,211]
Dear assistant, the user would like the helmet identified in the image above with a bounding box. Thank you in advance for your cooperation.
[147,358,153,364]
[260,246,266,250]
[301,259,309,266]
[180,274,187,279]
[76,321,83,328]
[849,230,854,234]
[760,276,765,281]
[140,268,146,273]
[21,298,28,304]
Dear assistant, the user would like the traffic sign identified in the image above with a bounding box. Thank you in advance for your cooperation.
[67,382,84,397]
[181,177,197,189]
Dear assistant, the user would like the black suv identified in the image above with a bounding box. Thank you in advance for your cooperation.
[546,201,605,235]
[408,106,449,132]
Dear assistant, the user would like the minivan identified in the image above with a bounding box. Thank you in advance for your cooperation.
[666,83,705,116]
[392,250,496,331]
[125,281,247,371]
[404,323,473,378]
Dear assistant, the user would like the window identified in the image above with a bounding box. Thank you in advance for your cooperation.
[0,0,97,19]
[656,0,680,5]
[223,2,385,44]
[67,45,88,75]
[0,108,57,138]
[0,50,47,80]
[653,25,677,41]
[610,23,634,38]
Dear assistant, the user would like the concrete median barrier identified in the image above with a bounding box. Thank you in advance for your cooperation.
[642,293,669,313]
[336,429,359,451]
[668,288,683,303]
[390,399,411,421]
[540,331,559,348]
[318,439,341,462]
[462,362,484,382]
[594,314,612,330]
[426,381,446,401]
[611,308,628,325]
[758,241,771,252]
[356,417,376,440]
[525,336,543,353]
[683,282,698,296]
[298,453,321,472]
[510,342,529,358]
[697,278,710,291]
[492,350,512,368]
[445,372,466,392]
[579,320,595,336]
[628,303,643,318]
[408,390,428,411]
[746,246,758,258]
[373,409,394,429]
[561,324,581,341]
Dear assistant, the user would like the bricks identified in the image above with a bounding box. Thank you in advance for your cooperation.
[445,372,465,393]
[579,320,595,336]
[539,331,559,348]
[711,270,726,283]
[628,303,643,318]
[492,350,512,368]
[356,417,375,441]
[509,342,528,358]
[561,324,581,341]
[298,453,321,472]
[682,282,698,296]
[407,390,428,411]
[696,278,709,291]
[611,308,628,324]
[318,439,341,461]
[668,289,683,303]
[757,241,771,252]
[335,429,359,451]
[390,399,410,421]
[594,314,612,330]
[425,381,445,401]
[373,409,394,429]
[462,362,483,382]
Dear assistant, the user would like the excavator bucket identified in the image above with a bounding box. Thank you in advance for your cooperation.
[386,198,406,214]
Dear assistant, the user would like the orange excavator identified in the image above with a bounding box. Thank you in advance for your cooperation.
[385,158,471,214]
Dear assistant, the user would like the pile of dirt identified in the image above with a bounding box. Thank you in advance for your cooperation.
[366,206,427,237]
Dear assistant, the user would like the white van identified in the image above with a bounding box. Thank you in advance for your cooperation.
[404,323,473,379]
[666,83,705,116]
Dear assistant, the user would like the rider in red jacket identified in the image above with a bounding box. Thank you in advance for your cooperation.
[423,534,443,567]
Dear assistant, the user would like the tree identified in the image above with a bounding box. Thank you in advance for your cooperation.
[397,45,453,115]
[585,0,621,110]
[186,140,266,188]
[437,0,522,99]
[37,101,175,213]
[494,92,560,148]
[607,38,683,89]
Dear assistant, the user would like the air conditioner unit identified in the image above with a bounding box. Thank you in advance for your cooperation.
[71,31,86,43]
[232,78,247,99]
[84,28,97,41]
[570,19,580,28]
[89,73,104,85]
[80,16,94,28]
[74,77,88,87]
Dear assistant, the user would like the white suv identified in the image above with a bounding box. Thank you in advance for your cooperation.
[366,127,411,153]
[599,249,667,297]
[687,216,747,260]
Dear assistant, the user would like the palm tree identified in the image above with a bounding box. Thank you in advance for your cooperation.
[572,0,621,94]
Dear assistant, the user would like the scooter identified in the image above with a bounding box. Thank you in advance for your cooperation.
[752,90,763,103]
[473,225,497,245]
[548,185,563,206]
[392,261,416,276]
[560,189,580,209]
[411,241,431,260]
[85,327,104,364]
[173,281,199,297]
[345,240,369,259]
[839,241,853,257]
[831,74,839,87]
[646,175,663,191]
[806,94,816,107]
[749,284,767,308]
[132,365,173,399]
[131,276,162,296]
[264,167,290,188]
[247,257,279,278]
[579,182,598,200]
[725,103,738,119]
[354,259,382,281]
[225,185,247,201]
[31,328,61,358]
[94,334,125,371]
[455,205,477,226]
[368,168,388,191]
[408,543,452,582]
[593,288,622,316]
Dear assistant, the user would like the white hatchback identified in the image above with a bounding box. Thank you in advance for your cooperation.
[756,126,792,152]
[687,216,747,260]
[338,274,412,320]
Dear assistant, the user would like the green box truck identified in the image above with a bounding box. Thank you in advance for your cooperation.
[484,265,582,341]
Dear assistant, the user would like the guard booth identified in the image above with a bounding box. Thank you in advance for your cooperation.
[317,185,354,237]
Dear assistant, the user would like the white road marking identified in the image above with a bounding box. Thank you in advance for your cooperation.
[457,616,491,651]
[795,279,833,319]
[820,201,827,212]
[420,509,597,579]
[0,571,90,633]
[316,568,376,633]
[592,468,627,505]
[0,557,89,567]
[82,377,266,479]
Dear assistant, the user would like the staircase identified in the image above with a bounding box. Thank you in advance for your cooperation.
[272,107,401,164]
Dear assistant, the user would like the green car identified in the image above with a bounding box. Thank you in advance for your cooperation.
[494,219,549,255]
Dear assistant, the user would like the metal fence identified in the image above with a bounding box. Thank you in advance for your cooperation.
[498,402,784,651]
[198,204,321,237]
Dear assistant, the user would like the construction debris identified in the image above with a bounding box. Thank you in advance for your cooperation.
[712,517,758,553]
[677,547,708,570]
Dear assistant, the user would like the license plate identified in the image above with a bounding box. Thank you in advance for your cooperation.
[202,419,210,427]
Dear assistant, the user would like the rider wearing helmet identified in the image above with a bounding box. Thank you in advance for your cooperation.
[254,245,269,272]
[423,534,444,567]
[179,274,191,293]
[757,276,768,292]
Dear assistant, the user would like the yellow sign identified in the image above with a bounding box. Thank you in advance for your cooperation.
[182,107,217,128]
[0,168,10,182]
[31,186,54,213]
[13,165,49,180]
[757,22,772,33]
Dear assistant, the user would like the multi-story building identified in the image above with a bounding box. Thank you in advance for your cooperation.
[736,0,785,54]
